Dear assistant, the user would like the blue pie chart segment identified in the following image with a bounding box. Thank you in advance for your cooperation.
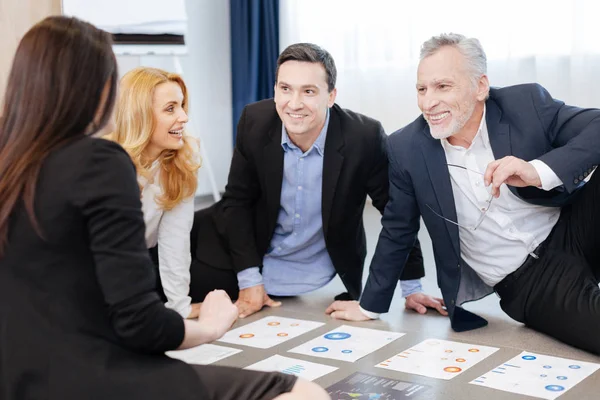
[324,332,351,340]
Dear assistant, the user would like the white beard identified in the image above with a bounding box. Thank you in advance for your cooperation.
[427,101,476,140]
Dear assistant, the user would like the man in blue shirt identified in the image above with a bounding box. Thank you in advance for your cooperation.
[189,43,443,319]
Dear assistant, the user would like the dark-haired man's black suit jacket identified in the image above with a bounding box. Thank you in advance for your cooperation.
[193,99,424,300]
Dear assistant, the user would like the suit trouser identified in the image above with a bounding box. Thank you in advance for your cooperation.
[494,171,600,354]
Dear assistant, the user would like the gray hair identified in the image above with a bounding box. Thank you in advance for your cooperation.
[420,33,487,86]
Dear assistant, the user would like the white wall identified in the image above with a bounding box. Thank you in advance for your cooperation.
[116,0,233,197]
[280,0,600,135]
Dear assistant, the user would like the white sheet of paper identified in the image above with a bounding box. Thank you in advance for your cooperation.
[289,325,404,362]
[245,355,338,381]
[375,338,499,380]
[217,316,325,349]
[166,344,241,365]
[470,351,600,399]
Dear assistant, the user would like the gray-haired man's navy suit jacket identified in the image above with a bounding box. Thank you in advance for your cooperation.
[360,83,600,332]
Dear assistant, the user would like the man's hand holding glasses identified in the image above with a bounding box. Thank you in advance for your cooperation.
[484,156,542,197]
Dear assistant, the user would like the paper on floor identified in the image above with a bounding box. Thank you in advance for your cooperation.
[470,351,600,399]
[245,354,338,381]
[218,316,325,349]
[376,338,499,380]
[289,325,404,362]
[166,343,241,365]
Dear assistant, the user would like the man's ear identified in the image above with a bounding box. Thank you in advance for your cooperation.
[328,87,337,107]
[477,75,490,101]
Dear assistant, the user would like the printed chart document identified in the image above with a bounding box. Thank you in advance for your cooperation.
[218,316,324,349]
[289,325,404,362]
[166,344,241,365]
[470,351,600,399]
[327,372,431,399]
[376,338,499,380]
[245,354,338,381]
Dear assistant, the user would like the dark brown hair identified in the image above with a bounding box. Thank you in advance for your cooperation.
[275,43,337,92]
[0,16,118,256]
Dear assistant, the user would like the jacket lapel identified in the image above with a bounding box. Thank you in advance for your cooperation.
[485,99,515,195]
[419,125,460,258]
[417,102,511,259]
[486,99,511,160]
[322,109,344,236]
[263,120,284,230]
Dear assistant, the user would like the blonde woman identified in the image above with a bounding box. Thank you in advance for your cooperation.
[109,67,201,319]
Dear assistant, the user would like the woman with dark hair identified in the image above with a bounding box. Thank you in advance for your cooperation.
[0,16,328,400]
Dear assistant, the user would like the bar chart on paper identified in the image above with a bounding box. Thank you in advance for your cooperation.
[282,364,305,375]
[245,355,338,381]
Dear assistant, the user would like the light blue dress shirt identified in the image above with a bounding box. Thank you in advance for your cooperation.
[237,111,335,295]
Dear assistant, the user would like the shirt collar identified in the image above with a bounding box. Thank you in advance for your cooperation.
[478,104,489,149]
[281,109,330,156]
[441,104,488,151]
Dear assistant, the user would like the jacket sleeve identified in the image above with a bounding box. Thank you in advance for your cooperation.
[218,106,263,273]
[365,122,390,213]
[71,139,184,353]
[531,83,600,192]
[360,136,421,313]
[365,123,425,281]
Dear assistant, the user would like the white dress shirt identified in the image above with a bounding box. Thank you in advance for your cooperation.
[139,161,193,318]
[441,106,561,286]
[360,107,563,319]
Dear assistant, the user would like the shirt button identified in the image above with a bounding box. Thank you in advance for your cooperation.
[475,181,480,187]
[295,213,300,218]
[298,186,303,190]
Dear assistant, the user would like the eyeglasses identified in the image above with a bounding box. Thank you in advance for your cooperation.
[426,164,494,231]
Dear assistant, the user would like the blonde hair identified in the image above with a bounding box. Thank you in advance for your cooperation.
[109,67,200,210]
